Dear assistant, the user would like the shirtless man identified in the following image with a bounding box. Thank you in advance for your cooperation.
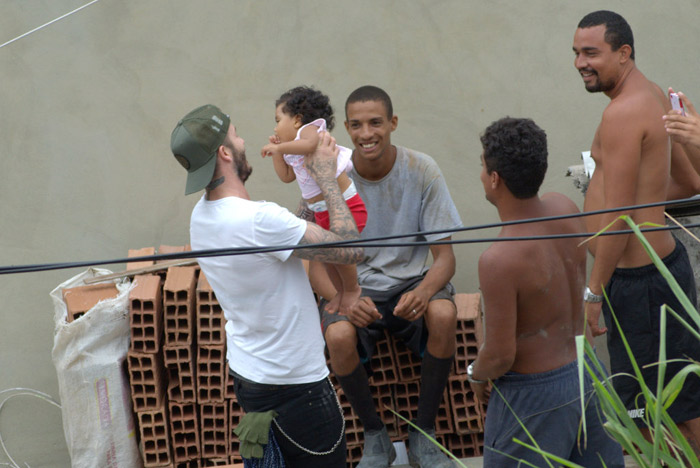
[573,10,700,447]
[469,117,624,467]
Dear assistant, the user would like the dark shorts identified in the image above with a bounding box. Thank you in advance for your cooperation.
[603,238,700,426]
[230,370,346,468]
[484,356,624,468]
[320,276,455,364]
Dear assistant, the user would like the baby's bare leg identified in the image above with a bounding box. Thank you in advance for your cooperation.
[335,263,361,315]
[324,264,344,313]
[308,260,336,302]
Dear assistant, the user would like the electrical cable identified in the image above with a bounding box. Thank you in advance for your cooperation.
[0,389,61,468]
[1,196,700,276]
[0,0,102,50]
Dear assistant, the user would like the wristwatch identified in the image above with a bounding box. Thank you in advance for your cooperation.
[583,286,603,303]
[467,363,487,384]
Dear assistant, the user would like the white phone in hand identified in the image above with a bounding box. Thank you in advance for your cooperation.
[670,92,686,116]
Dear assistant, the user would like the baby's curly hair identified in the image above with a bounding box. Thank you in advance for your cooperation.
[276,86,336,131]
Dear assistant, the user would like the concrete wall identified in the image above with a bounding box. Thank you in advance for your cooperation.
[1,1,699,465]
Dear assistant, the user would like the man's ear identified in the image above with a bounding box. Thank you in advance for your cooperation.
[217,144,232,162]
[619,44,632,63]
[490,170,500,189]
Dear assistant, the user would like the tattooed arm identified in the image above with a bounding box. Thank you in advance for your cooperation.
[292,132,363,264]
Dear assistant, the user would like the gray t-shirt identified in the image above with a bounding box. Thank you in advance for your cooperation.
[350,145,462,292]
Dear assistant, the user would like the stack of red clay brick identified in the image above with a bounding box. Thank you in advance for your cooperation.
[337,292,487,467]
[124,246,243,468]
[121,245,485,467]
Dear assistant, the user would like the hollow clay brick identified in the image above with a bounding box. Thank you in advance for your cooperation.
[454,320,479,375]
[393,381,451,437]
[127,351,166,411]
[137,406,172,467]
[201,459,231,466]
[127,246,156,271]
[200,403,229,459]
[336,387,364,448]
[434,392,454,436]
[224,362,235,400]
[61,282,119,322]
[130,274,163,353]
[157,244,191,263]
[163,345,197,403]
[168,401,200,463]
[446,432,483,459]
[454,293,483,375]
[197,273,225,346]
[448,374,484,435]
[228,398,245,462]
[197,345,226,403]
[347,444,363,468]
[454,293,481,321]
[391,337,422,383]
[164,266,197,346]
[368,331,398,385]
[371,383,399,438]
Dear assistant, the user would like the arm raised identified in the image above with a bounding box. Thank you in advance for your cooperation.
[292,132,363,264]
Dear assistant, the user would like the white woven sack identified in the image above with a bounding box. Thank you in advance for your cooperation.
[50,268,142,468]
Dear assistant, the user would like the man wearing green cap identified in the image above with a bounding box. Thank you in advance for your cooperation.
[171,104,363,467]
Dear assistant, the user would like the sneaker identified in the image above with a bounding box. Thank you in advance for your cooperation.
[357,426,396,468]
[407,426,455,468]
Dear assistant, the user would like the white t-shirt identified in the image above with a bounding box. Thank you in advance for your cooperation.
[190,195,328,384]
[283,118,353,199]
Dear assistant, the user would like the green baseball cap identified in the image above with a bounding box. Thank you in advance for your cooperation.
[170,104,230,195]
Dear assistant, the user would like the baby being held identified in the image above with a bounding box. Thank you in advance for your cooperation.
[262,86,367,314]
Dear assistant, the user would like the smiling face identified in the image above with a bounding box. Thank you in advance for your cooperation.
[274,103,300,143]
[344,100,398,166]
[573,25,620,94]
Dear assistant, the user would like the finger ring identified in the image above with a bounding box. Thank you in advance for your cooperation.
[412,309,417,315]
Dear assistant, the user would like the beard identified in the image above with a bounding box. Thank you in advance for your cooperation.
[233,147,252,182]
[583,70,615,93]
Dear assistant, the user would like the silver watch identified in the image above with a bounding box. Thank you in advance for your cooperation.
[583,286,603,303]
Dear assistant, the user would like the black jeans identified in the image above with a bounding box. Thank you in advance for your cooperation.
[232,372,346,468]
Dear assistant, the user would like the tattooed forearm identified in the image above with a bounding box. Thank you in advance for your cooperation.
[295,133,363,263]
[294,223,363,263]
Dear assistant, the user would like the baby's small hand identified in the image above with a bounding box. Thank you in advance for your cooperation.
[269,135,281,144]
[261,142,279,158]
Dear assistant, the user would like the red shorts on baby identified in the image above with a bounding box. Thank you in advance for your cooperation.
[314,193,367,232]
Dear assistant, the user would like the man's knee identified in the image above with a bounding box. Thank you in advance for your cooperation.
[424,299,457,334]
[324,320,357,354]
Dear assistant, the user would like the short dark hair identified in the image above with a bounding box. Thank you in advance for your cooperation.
[345,85,393,120]
[480,117,548,199]
[578,10,635,60]
[276,86,335,131]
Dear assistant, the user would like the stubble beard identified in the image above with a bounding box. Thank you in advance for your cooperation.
[234,148,252,183]
[584,71,615,94]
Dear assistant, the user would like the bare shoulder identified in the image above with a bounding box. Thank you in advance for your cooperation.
[603,79,665,125]
[478,241,522,279]
[540,192,580,214]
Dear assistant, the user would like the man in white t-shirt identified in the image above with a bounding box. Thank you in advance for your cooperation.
[170,104,363,468]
